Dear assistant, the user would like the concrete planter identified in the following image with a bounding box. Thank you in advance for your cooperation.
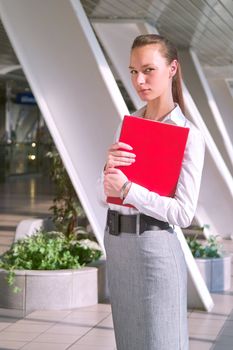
[195,255,232,292]
[0,267,98,317]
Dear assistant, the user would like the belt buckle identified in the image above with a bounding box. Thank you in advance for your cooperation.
[108,210,120,236]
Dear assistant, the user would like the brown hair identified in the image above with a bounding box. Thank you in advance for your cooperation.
[131,34,185,115]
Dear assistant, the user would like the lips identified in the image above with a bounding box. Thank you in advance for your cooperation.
[138,89,151,93]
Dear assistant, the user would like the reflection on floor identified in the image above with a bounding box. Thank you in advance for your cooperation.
[0,175,233,349]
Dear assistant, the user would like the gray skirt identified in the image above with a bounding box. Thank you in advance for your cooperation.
[104,226,189,350]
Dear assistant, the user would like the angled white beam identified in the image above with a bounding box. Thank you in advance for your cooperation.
[0,0,129,253]
[176,227,214,312]
[179,49,233,175]
[183,84,233,237]
[92,21,214,311]
[207,76,233,145]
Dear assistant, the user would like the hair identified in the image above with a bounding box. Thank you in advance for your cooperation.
[131,34,185,115]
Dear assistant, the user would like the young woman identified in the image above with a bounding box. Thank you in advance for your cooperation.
[97,34,205,350]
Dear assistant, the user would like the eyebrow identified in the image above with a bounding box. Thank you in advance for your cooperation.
[128,64,157,69]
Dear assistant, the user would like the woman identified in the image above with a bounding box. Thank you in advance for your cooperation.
[97,34,205,350]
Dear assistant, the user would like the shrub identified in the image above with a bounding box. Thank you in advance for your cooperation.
[0,230,102,292]
[186,235,223,258]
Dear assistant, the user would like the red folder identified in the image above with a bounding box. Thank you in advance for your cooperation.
[107,115,189,208]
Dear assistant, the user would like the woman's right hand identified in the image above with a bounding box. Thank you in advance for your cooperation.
[104,142,136,170]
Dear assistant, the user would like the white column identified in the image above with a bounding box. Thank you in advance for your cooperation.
[0,0,129,253]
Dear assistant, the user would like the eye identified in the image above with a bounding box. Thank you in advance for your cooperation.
[144,68,155,74]
[130,69,137,75]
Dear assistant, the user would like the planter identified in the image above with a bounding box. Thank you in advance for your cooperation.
[195,255,232,292]
[0,267,98,318]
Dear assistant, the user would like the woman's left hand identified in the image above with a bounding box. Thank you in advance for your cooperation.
[104,167,128,197]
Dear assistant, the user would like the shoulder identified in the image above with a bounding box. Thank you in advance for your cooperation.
[183,118,205,160]
[185,118,205,145]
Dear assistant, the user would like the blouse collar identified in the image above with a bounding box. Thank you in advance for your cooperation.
[134,103,186,127]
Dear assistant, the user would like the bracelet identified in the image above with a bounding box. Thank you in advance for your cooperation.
[120,180,131,200]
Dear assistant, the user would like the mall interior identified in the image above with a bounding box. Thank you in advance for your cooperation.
[0,0,233,349]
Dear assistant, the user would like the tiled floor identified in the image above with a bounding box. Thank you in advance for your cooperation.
[0,174,233,349]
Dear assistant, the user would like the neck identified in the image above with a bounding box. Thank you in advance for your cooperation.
[144,97,175,121]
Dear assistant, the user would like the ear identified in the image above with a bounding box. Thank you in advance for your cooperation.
[169,60,178,78]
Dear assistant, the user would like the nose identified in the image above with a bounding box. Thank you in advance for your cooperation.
[136,72,145,85]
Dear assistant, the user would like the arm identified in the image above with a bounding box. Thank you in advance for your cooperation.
[122,126,205,228]
[97,124,135,206]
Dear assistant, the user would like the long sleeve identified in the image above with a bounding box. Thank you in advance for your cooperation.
[122,123,205,228]
[96,122,123,207]
[96,169,108,207]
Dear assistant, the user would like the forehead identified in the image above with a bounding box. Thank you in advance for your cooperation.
[130,44,167,67]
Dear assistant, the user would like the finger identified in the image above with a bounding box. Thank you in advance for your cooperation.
[105,158,135,172]
[111,142,133,150]
[104,168,121,176]
[108,153,136,164]
[109,150,136,158]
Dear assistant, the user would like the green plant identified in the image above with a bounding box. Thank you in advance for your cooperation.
[0,230,102,292]
[186,234,223,258]
[46,150,86,237]
[0,148,102,293]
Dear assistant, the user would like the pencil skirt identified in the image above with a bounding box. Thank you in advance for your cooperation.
[104,226,189,350]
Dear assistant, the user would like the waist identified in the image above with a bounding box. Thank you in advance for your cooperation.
[107,209,170,236]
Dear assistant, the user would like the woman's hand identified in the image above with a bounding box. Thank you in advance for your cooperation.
[104,168,129,197]
[104,142,136,170]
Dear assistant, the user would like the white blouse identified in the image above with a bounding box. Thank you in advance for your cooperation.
[96,103,205,228]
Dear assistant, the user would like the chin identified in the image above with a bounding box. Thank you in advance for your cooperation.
[139,95,156,102]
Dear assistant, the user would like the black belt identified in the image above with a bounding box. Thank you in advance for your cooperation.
[107,209,170,236]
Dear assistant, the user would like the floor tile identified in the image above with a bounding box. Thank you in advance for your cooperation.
[5,322,52,333]
[0,322,11,331]
[88,327,115,338]
[97,314,114,327]
[26,310,71,322]
[21,342,69,350]
[188,318,225,335]
[0,340,27,349]
[45,324,90,336]
[189,340,214,350]
[189,310,227,321]
[77,332,116,347]
[68,344,115,350]
[32,332,80,344]
[0,331,39,342]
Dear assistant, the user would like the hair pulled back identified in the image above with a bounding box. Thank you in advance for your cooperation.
[131,34,185,115]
